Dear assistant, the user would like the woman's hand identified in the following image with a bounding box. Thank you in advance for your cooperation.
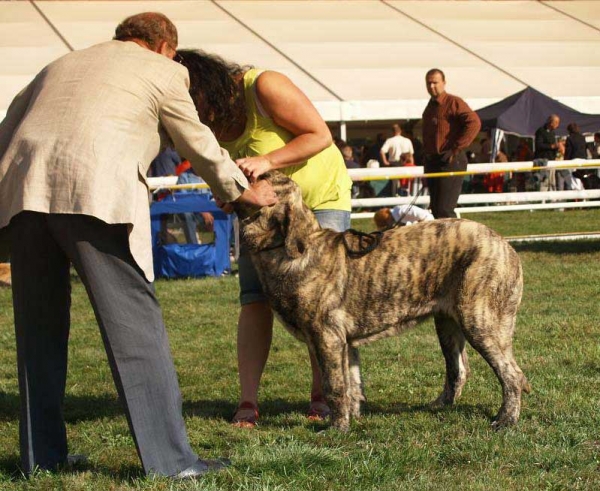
[236,156,273,182]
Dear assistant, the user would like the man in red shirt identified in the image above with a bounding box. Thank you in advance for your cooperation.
[422,69,481,218]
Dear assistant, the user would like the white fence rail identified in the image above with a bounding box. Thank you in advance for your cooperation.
[147,160,600,220]
[348,160,600,219]
[347,159,599,181]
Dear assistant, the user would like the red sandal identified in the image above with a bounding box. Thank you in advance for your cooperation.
[232,401,259,428]
[307,393,331,421]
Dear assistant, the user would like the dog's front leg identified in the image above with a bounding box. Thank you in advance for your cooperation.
[309,333,351,431]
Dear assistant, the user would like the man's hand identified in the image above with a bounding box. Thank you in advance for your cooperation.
[200,212,214,232]
[235,179,278,207]
[215,196,234,214]
[236,156,273,183]
[441,150,457,164]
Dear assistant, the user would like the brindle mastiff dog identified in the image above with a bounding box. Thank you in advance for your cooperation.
[235,171,530,431]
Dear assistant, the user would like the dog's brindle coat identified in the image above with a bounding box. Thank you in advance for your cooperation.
[236,171,530,431]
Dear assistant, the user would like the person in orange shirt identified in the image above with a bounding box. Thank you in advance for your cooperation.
[422,68,481,218]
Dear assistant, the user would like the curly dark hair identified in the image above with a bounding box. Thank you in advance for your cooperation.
[114,12,178,51]
[176,49,252,136]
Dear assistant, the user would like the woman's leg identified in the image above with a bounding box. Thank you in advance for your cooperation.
[233,252,271,425]
[236,300,274,407]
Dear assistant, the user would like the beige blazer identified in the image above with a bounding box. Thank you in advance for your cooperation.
[0,41,249,281]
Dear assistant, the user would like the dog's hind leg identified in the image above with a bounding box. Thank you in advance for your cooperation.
[347,346,365,418]
[462,313,530,429]
[309,333,351,431]
[431,314,470,408]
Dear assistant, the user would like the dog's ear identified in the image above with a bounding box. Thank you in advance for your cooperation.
[283,204,309,258]
[281,192,312,259]
[265,171,313,258]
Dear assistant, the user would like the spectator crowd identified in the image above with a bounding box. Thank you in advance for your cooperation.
[335,117,600,200]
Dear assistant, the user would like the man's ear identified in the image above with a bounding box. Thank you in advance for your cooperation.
[157,40,173,59]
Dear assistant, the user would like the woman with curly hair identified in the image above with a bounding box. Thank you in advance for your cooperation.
[177,49,352,427]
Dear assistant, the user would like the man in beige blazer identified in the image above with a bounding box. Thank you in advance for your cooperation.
[0,12,276,478]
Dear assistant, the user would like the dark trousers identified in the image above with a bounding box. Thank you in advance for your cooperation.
[0,226,9,262]
[424,152,468,219]
[10,212,197,476]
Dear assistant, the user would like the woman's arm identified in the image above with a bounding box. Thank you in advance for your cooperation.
[235,71,333,181]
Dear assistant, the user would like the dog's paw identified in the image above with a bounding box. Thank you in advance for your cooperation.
[429,394,453,409]
[491,413,518,431]
[349,402,362,419]
[331,419,351,432]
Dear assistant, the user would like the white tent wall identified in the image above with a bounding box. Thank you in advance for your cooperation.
[220,0,524,121]
[0,2,70,121]
[391,0,600,114]
[0,0,599,123]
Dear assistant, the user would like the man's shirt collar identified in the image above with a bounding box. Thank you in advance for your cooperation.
[431,91,448,105]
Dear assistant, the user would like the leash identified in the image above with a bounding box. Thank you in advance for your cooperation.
[393,184,427,228]
[342,229,384,258]
[342,184,426,258]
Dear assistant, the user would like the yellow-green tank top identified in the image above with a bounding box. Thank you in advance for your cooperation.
[219,69,352,211]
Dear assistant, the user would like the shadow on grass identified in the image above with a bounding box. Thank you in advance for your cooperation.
[3,388,497,422]
[0,391,18,421]
[0,455,144,484]
[182,397,495,427]
[0,455,23,481]
[365,400,495,420]
[0,397,496,480]
[182,398,308,420]
[0,391,123,422]
[512,239,600,255]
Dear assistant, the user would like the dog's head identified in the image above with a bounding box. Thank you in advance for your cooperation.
[234,171,319,258]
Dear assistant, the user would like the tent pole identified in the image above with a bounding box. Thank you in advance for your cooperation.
[490,128,504,163]
[340,121,347,142]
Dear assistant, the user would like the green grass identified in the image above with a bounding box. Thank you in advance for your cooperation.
[0,209,599,490]
[352,207,600,237]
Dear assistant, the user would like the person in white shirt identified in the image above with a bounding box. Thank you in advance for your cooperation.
[380,124,414,167]
[380,124,415,196]
[373,205,434,229]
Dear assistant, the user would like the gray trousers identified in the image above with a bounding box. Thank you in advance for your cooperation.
[9,212,197,476]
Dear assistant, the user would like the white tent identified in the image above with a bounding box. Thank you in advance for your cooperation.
[1,0,599,124]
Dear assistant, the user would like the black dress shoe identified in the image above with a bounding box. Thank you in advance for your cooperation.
[173,458,231,480]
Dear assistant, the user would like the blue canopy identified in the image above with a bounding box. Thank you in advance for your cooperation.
[476,87,600,137]
[150,193,232,279]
